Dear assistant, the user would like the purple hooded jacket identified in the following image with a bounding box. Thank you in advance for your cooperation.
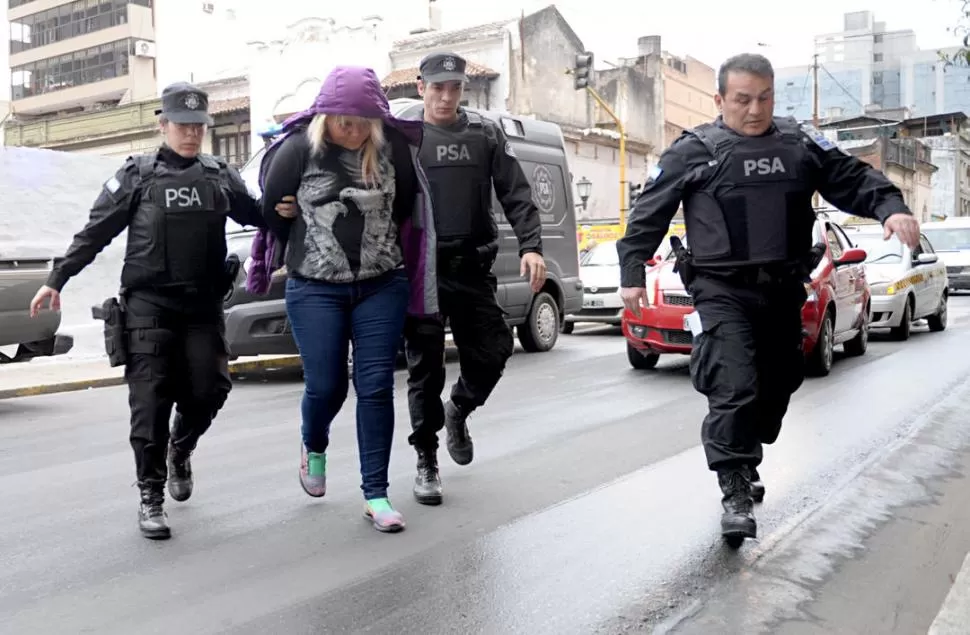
[246,66,438,317]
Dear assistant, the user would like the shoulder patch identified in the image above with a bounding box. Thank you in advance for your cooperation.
[646,165,663,183]
[801,123,838,151]
[104,176,121,194]
[504,141,516,158]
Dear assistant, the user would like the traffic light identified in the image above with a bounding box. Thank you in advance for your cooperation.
[573,51,593,90]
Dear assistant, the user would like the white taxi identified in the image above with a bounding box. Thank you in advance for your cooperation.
[842,224,949,340]
[564,239,623,332]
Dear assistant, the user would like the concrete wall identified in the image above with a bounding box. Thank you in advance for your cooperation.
[662,55,717,148]
[506,8,587,126]
[566,137,649,222]
[595,59,663,150]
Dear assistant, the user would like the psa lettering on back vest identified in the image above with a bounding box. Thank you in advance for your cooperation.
[419,112,493,242]
[682,116,816,268]
[122,152,231,292]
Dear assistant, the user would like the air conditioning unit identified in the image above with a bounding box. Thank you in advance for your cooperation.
[202,2,214,13]
[134,40,156,58]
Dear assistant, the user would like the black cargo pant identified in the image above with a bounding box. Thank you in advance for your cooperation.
[688,270,807,473]
[404,257,515,452]
[124,293,232,488]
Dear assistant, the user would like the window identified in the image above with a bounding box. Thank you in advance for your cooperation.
[825,226,844,259]
[213,130,251,169]
[874,53,883,62]
[9,1,151,54]
[10,39,130,99]
[874,34,884,43]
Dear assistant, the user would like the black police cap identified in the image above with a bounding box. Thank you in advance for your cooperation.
[419,52,468,84]
[154,81,214,125]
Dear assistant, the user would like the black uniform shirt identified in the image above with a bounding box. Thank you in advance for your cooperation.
[616,118,912,288]
[46,145,266,292]
[425,109,544,257]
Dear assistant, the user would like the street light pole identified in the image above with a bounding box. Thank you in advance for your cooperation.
[583,86,627,225]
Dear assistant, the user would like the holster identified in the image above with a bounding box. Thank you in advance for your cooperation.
[801,241,828,281]
[91,297,127,367]
[669,235,695,290]
[440,242,498,278]
[223,254,241,295]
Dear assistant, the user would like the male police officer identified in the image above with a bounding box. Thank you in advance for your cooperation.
[29,82,278,540]
[406,52,547,505]
[616,54,920,546]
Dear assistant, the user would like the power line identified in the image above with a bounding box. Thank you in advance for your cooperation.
[818,63,899,124]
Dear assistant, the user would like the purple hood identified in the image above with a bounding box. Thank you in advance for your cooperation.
[281,65,424,144]
[246,66,439,317]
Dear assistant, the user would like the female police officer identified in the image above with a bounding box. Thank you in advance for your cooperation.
[29,82,291,540]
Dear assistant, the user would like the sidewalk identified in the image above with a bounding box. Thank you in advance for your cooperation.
[0,354,302,400]
[928,551,970,634]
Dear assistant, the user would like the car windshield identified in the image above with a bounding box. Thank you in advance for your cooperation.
[581,241,618,266]
[849,233,903,263]
[921,227,970,251]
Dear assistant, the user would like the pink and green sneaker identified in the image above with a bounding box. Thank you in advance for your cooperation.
[364,498,405,533]
[300,446,326,498]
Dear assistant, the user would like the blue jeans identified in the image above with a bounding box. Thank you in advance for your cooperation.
[285,268,409,500]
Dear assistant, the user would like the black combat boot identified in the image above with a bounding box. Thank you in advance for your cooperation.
[717,467,757,547]
[138,484,171,540]
[167,443,193,502]
[413,448,443,505]
[750,466,765,503]
[444,401,473,466]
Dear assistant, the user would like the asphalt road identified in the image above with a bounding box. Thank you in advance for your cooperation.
[4,298,970,634]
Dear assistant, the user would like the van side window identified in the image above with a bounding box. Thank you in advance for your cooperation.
[501,118,525,138]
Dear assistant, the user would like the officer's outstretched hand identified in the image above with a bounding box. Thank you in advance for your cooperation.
[29,285,60,318]
[521,253,547,293]
[275,195,298,219]
[883,213,920,250]
[620,287,648,317]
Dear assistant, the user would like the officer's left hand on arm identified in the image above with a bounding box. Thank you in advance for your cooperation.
[275,196,298,219]
[520,252,546,292]
[883,212,920,250]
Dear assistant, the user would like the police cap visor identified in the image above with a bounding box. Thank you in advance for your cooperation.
[419,53,468,84]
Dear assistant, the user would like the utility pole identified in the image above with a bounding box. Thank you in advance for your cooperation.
[812,53,820,208]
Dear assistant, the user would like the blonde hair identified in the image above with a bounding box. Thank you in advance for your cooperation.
[307,114,385,187]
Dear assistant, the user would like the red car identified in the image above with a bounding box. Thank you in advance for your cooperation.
[623,215,871,376]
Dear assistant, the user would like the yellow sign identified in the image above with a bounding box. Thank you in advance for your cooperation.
[577,221,686,252]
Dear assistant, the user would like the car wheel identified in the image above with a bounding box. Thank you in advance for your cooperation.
[889,298,912,341]
[517,291,560,352]
[927,292,948,332]
[843,304,869,357]
[807,309,834,377]
[627,342,659,370]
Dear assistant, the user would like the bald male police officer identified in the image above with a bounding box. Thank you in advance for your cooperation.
[616,54,920,546]
[406,52,547,505]
[30,82,275,540]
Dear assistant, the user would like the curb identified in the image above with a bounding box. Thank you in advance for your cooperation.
[928,551,970,634]
[0,355,303,401]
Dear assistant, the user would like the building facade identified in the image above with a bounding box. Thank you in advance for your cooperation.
[774,10,970,122]
[7,0,158,118]
[382,6,661,222]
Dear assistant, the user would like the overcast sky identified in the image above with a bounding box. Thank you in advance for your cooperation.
[229,0,967,69]
[1,0,965,102]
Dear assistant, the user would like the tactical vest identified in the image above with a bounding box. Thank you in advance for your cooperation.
[418,112,493,243]
[121,152,230,292]
[683,117,816,268]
